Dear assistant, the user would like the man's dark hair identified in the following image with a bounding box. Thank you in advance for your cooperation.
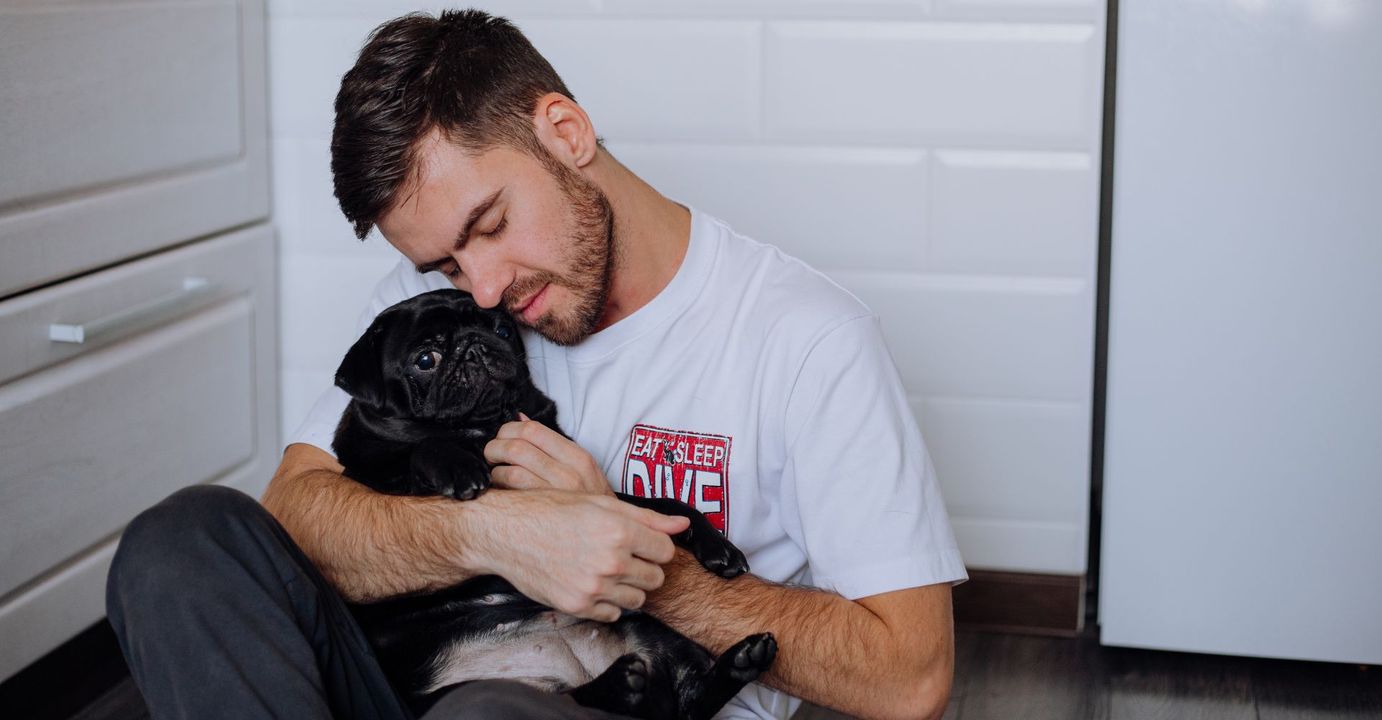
[332,9,578,240]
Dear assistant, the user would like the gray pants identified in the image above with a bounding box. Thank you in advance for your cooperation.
[105,484,633,720]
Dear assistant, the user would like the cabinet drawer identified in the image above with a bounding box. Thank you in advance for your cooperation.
[0,0,268,297]
[0,298,256,599]
[0,228,262,387]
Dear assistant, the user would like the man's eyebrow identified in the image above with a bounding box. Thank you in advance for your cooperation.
[414,188,503,274]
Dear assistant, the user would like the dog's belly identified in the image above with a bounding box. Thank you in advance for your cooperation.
[426,612,631,693]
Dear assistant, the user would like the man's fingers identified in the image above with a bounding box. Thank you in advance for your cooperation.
[625,521,680,565]
[484,438,573,488]
[620,558,667,592]
[603,585,647,612]
[484,437,552,471]
[590,602,623,624]
[491,424,613,496]
[618,502,692,538]
[497,418,588,468]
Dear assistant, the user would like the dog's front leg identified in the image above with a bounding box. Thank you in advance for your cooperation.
[409,437,491,500]
[616,494,749,579]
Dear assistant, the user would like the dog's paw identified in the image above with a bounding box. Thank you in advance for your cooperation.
[439,469,490,501]
[693,534,749,579]
[409,441,490,501]
[607,654,648,703]
[721,633,777,683]
[570,653,659,716]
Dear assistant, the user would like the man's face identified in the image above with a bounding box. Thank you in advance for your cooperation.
[377,132,615,346]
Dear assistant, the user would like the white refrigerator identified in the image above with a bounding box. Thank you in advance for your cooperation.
[1099,0,1382,663]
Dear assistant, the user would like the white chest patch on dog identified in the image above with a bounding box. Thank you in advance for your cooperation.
[424,611,631,693]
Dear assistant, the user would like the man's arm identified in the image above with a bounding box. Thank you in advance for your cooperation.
[646,550,954,720]
[261,443,688,619]
[484,421,956,719]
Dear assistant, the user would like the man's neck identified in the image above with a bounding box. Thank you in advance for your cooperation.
[585,148,691,332]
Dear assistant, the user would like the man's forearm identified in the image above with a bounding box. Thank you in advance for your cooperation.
[644,550,953,720]
[261,445,690,617]
[261,461,490,602]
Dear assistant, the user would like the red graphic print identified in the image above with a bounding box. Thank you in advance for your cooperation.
[621,424,731,534]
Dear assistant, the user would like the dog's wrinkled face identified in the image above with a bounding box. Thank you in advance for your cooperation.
[335,289,528,424]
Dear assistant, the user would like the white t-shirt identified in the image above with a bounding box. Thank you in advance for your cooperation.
[290,206,968,719]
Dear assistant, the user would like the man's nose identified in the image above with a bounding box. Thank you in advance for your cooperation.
[456,253,511,310]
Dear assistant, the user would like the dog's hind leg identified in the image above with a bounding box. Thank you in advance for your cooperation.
[567,654,676,720]
[615,621,778,720]
[682,633,778,720]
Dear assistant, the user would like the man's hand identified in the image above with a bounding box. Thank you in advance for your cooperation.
[263,443,688,620]
[470,488,689,622]
[484,414,614,496]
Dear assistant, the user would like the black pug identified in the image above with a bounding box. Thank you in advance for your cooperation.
[332,288,777,719]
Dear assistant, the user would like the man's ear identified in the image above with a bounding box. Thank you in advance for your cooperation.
[335,323,388,410]
[533,92,598,169]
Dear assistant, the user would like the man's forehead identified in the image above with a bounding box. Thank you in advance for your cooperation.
[385,138,528,226]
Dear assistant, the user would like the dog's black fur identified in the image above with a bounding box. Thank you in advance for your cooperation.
[332,289,776,719]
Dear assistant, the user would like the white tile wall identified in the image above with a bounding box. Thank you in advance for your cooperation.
[930,150,1096,276]
[765,22,1098,148]
[611,142,929,272]
[269,0,1106,574]
[521,20,763,141]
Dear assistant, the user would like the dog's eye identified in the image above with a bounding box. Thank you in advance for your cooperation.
[413,350,442,371]
[495,323,512,340]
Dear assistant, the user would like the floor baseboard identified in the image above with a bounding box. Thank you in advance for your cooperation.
[953,570,1084,637]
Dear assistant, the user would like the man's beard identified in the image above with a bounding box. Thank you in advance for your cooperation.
[503,151,616,347]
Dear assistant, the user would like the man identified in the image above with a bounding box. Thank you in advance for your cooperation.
[107,9,966,720]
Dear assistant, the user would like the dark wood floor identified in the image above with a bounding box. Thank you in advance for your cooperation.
[6,623,1381,720]
[938,630,1382,720]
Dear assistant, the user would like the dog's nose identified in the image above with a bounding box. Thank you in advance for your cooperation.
[464,343,488,362]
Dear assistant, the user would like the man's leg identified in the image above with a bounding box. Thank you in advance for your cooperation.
[106,484,411,720]
[420,681,637,720]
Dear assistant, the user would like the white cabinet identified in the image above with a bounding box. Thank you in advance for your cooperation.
[0,0,277,679]
[1100,0,1382,663]
[0,0,269,297]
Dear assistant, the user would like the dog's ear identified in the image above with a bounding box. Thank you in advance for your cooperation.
[335,323,389,410]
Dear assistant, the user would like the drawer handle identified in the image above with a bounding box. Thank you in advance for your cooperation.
[49,277,218,344]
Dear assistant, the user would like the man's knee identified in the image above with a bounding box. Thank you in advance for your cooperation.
[107,485,268,605]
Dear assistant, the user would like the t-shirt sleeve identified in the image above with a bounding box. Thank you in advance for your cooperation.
[780,314,968,600]
[284,259,450,457]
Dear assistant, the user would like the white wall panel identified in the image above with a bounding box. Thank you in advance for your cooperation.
[930,150,1097,276]
[916,397,1090,524]
[611,142,928,272]
[601,0,933,18]
[269,1,599,19]
[834,272,1092,401]
[766,21,1098,148]
[951,517,1087,573]
[269,16,383,140]
[521,20,762,142]
[272,137,398,260]
[936,0,1098,21]
[279,253,395,372]
[914,395,1091,573]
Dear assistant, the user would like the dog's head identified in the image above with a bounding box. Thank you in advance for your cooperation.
[334,289,538,425]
